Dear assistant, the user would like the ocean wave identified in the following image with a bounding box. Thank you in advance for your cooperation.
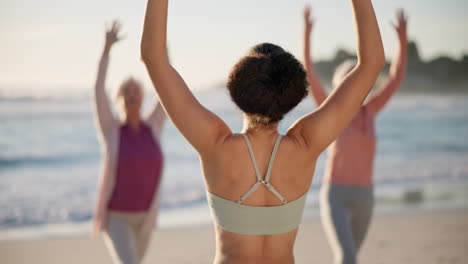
[0,95,89,102]
[0,86,90,101]
[0,154,96,169]
[1,94,467,239]
[1,180,467,237]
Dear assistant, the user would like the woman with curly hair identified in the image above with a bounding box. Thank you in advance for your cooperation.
[141,0,384,263]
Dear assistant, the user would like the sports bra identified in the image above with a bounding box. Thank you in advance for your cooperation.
[206,134,308,235]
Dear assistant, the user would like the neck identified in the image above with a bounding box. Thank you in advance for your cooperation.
[241,116,279,138]
[125,114,141,131]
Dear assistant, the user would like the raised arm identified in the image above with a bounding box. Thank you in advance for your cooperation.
[145,100,167,140]
[92,22,123,235]
[290,0,385,153]
[141,0,231,155]
[365,9,408,115]
[94,22,122,138]
[304,6,328,107]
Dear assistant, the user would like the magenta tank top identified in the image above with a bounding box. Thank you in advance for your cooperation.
[108,123,163,212]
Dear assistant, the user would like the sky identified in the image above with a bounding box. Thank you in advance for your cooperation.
[1,0,467,96]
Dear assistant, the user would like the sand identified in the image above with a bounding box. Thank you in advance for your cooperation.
[1,209,467,264]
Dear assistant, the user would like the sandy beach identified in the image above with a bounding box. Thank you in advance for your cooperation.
[1,209,467,264]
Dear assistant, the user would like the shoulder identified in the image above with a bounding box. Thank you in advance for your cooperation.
[215,133,244,151]
[141,120,160,138]
[282,133,313,156]
[140,121,151,131]
[361,104,378,119]
[285,124,322,158]
[99,121,121,142]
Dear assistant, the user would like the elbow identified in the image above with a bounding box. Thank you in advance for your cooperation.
[375,43,386,69]
[369,48,386,71]
[376,50,386,70]
[373,58,386,75]
[140,42,152,65]
[140,42,168,68]
[363,51,386,74]
[140,37,155,64]
[360,45,386,72]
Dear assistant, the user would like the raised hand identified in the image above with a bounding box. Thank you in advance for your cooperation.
[295,0,385,153]
[365,8,408,115]
[141,0,232,155]
[304,5,315,35]
[105,21,124,49]
[392,9,408,42]
[303,4,327,106]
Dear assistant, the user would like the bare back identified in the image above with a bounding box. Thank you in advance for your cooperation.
[324,106,377,187]
[202,133,317,263]
[141,0,384,263]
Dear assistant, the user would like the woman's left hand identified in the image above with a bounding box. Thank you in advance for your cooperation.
[304,5,315,35]
[393,9,408,42]
[92,209,107,236]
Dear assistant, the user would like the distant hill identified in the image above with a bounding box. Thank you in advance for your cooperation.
[314,41,468,93]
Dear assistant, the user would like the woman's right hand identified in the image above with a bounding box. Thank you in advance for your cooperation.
[104,21,123,51]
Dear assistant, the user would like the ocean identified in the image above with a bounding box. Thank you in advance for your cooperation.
[1,90,468,241]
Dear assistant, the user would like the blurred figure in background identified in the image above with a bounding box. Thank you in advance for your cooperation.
[303,6,408,264]
[92,21,167,264]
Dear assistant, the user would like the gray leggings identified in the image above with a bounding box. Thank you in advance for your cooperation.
[320,184,374,264]
[104,211,152,264]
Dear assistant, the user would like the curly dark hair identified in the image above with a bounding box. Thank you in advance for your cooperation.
[227,43,308,128]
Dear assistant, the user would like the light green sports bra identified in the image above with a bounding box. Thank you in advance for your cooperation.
[206,134,308,235]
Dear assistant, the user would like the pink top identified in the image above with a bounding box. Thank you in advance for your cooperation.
[108,123,163,212]
[323,106,376,187]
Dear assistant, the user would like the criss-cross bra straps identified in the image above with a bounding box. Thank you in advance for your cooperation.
[238,134,288,205]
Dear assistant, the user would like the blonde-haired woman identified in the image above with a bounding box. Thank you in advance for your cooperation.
[92,21,166,264]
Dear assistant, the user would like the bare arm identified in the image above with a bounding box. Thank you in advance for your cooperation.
[304,6,328,107]
[145,100,167,140]
[141,0,231,156]
[92,22,123,235]
[94,22,122,138]
[92,163,115,235]
[366,9,408,115]
[290,0,385,153]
